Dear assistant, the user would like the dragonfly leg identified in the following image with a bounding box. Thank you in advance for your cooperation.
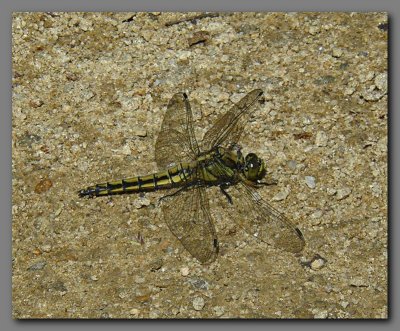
[159,185,189,203]
[220,185,233,205]
[239,173,277,187]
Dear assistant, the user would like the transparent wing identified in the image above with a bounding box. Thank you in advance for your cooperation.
[224,181,305,253]
[155,93,200,168]
[202,89,263,150]
[161,177,219,263]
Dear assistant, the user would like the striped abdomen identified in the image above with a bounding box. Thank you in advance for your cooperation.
[78,162,195,197]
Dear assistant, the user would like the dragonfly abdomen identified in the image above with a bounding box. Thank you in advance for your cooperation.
[78,162,194,197]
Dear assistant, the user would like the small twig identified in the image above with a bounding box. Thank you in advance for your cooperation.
[165,12,223,27]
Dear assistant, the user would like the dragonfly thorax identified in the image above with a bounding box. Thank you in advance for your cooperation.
[217,146,266,183]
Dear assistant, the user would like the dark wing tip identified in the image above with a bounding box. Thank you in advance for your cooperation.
[293,227,306,252]
[196,238,219,264]
[245,89,264,104]
[295,227,305,240]
[255,89,263,97]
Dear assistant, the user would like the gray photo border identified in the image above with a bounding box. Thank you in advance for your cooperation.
[1,0,397,330]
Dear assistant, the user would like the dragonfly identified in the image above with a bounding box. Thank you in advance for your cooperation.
[79,89,305,263]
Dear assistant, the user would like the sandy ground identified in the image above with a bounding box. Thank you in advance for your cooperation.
[12,12,387,318]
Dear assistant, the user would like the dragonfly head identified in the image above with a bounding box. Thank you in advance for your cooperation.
[243,153,266,182]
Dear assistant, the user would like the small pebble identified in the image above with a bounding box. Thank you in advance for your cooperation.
[315,131,328,147]
[344,87,355,95]
[188,278,210,290]
[133,197,151,209]
[54,207,63,217]
[135,276,145,284]
[52,280,67,292]
[29,99,44,108]
[273,190,289,201]
[213,306,225,317]
[180,267,190,276]
[326,188,337,196]
[41,244,52,252]
[297,193,308,201]
[336,188,352,200]
[305,176,316,189]
[287,160,297,170]
[313,309,328,319]
[132,128,147,137]
[149,310,159,318]
[374,72,387,92]
[193,296,205,311]
[34,178,53,194]
[28,261,46,271]
[129,308,140,316]
[309,26,320,35]
[121,144,131,155]
[361,86,384,101]
[188,31,210,46]
[332,48,343,58]
[311,258,325,270]
[149,258,163,271]
[349,277,367,287]
[311,210,323,219]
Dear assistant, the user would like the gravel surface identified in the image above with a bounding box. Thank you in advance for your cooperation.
[12,12,387,319]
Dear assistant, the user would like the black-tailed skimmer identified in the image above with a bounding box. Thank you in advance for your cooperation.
[79,89,305,263]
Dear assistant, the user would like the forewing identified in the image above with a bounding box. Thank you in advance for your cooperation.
[202,89,263,150]
[155,93,200,168]
[161,182,219,263]
[224,182,305,253]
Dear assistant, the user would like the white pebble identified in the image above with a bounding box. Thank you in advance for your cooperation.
[129,308,139,316]
[213,306,225,316]
[192,296,205,311]
[311,258,325,270]
[305,176,316,189]
[180,267,190,276]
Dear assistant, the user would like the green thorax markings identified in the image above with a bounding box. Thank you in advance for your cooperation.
[79,147,244,197]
